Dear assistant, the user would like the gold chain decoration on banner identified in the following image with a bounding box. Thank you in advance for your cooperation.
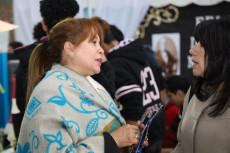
[136,5,179,38]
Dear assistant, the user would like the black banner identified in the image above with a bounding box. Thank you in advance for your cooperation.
[137,2,230,84]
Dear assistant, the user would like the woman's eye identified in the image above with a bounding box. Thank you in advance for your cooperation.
[92,41,97,44]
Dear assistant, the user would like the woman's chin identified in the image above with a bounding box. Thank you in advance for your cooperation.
[192,70,203,77]
[93,68,101,75]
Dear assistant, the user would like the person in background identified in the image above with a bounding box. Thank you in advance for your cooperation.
[110,25,124,42]
[17,18,147,153]
[8,41,22,81]
[172,18,230,153]
[33,22,47,41]
[7,42,23,111]
[162,76,189,149]
[8,42,23,61]
[109,24,165,102]
[111,24,166,104]
[12,0,80,141]
[92,16,166,153]
[8,42,23,53]
[2,41,23,150]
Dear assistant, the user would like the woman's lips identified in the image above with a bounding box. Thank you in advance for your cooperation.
[96,58,102,66]
[192,59,199,68]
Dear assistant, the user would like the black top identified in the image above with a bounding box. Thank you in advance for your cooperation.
[107,39,166,145]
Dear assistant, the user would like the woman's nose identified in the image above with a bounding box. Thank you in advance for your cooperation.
[189,46,196,56]
[98,46,104,54]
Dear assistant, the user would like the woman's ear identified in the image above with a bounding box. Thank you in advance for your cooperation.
[64,41,74,56]
[177,90,184,96]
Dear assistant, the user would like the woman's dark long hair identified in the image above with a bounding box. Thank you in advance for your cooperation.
[194,18,230,117]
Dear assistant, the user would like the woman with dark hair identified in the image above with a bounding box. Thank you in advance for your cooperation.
[172,18,230,153]
[17,18,146,153]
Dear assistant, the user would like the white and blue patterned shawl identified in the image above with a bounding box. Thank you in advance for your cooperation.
[17,64,125,153]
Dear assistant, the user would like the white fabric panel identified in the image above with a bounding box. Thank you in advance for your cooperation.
[13,0,42,45]
[13,0,229,45]
[0,32,9,53]
[13,0,85,45]
[150,0,230,8]
[94,0,150,39]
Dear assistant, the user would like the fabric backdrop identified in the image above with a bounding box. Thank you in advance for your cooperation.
[13,0,230,45]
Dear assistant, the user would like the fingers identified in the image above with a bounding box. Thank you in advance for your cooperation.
[143,139,149,148]
[136,120,141,126]
[111,123,146,148]
[136,120,145,131]
[125,124,140,145]
[142,137,149,148]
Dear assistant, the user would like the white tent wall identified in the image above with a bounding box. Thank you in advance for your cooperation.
[13,0,91,45]
[13,0,150,45]
[94,0,151,39]
[13,0,230,45]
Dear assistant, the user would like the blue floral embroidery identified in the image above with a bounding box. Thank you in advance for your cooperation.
[16,142,30,153]
[48,85,109,136]
[69,82,86,95]
[85,108,110,136]
[25,97,41,120]
[108,107,122,122]
[110,119,121,133]
[43,131,67,153]
[66,143,89,153]
[89,94,94,97]
[109,101,120,115]
[44,71,69,81]
[29,130,39,153]
[66,145,75,153]
[75,143,87,148]
[80,97,94,107]
[61,116,80,133]
[47,85,68,106]
[93,119,121,136]
[16,130,39,153]
[101,91,123,121]
[26,97,41,115]
[86,118,99,136]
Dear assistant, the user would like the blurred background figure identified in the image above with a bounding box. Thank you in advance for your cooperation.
[162,75,189,150]
[110,24,124,42]
[8,42,23,53]
[7,41,23,109]
[93,16,166,153]
[3,41,23,150]
[32,22,46,41]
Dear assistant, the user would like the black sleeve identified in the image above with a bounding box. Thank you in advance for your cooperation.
[103,132,120,153]
[110,60,144,121]
[15,64,27,113]
[92,61,116,99]
[13,64,27,139]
